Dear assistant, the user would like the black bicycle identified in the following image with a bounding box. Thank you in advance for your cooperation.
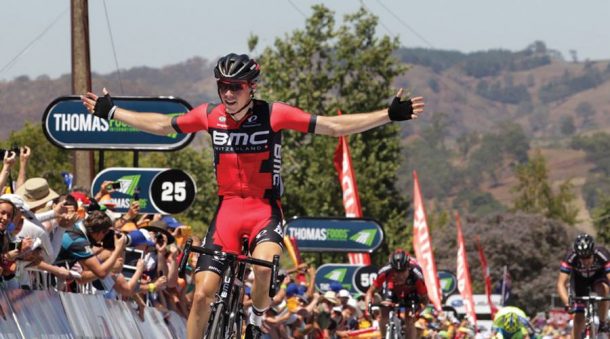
[370,300,418,339]
[179,238,280,339]
[571,295,610,339]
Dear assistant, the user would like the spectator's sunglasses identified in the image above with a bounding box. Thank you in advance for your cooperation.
[217,80,249,93]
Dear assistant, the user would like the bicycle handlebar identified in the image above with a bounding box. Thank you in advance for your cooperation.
[571,296,610,302]
[178,238,280,298]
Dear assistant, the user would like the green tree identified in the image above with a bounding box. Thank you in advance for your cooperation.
[402,112,458,199]
[511,151,578,225]
[254,5,410,264]
[592,194,610,245]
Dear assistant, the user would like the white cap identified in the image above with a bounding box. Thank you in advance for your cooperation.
[338,289,350,298]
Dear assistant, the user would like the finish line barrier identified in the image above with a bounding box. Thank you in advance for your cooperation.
[0,288,186,338]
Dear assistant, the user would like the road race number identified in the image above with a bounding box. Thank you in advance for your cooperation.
[354,265,379,293]
[150,169,196,214]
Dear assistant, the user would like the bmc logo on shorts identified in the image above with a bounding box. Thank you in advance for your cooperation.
[212,130,269,146]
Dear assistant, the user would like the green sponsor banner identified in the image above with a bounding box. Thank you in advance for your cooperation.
[285,217,383,253]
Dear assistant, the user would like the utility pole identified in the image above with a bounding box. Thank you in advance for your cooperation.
[71,0,95,188]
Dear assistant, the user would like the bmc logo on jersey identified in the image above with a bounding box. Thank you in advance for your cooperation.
[212,130,269,146]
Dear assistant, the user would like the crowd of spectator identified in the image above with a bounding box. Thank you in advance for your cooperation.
[0,147,577,338]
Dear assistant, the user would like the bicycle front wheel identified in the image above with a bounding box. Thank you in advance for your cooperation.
[207,303,225,339]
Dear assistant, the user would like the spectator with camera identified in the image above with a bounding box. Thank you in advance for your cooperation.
[0,193,56,288]
[0,197,37,288]
[55,210,127,281]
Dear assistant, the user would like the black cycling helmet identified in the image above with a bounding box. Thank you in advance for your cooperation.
[214,53,260,83]
[574,233,595,258]
[390,249,410,272]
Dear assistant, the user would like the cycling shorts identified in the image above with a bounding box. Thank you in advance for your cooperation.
[571,271,609,312]
[572,270,609,296]
[194,196,285,276]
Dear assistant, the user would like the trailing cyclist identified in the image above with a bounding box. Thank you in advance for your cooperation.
[557,233,610,338]
[365,249,428,338]
[491,306,530,339]
[82,53,425,339]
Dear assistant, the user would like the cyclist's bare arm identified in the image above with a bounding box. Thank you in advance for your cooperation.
[113,107,175,135]
[314,109,390,137]
[557,271,571,307]
[314,89,424,137]
[365,283,377,310]
[81,89,174,135]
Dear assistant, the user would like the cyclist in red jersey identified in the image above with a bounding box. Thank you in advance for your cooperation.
[82,53,425,339]
[365,249,428,338]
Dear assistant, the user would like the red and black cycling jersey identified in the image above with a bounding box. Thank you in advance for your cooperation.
[171,99,317,199]
[373,261,427,300]
[560,246,610,279]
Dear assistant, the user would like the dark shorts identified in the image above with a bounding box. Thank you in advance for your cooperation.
[194,196,285,275]
[571,272,610,312]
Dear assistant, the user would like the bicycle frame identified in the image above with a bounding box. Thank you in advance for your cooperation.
[371,303,407,339]
[179,238,280,339]
[385,305,404,339]
[571,295,610,339]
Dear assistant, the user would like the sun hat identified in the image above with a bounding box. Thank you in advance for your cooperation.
[141,220,176,245]
[15,178,59,210]
[322,291,340,305]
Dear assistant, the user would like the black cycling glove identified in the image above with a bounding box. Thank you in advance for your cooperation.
[93,93,117,120]
[388,96,414,121]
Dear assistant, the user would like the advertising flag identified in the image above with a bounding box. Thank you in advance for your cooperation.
[412,170,442,311]
[475,236,498,317]
[456,212,477,328]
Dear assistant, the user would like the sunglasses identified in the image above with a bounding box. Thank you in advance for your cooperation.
[217,81,248,93]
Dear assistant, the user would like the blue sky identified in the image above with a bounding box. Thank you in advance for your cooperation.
[2,0,609,81]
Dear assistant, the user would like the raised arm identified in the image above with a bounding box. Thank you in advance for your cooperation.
[314,88,424,137]
[16,146,30,189]
[0,151,16,191]
[81,88,175,135]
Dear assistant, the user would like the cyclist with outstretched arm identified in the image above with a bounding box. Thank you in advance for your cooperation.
[557,233,610,338]
[82,53,424,339]
[365,249,428,338]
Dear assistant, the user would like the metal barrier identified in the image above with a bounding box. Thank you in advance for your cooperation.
[0,288,185,339]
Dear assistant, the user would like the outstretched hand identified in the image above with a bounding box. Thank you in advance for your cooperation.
[81,88,116,120]
[388,88,425,121]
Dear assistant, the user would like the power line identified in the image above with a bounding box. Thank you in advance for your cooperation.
[359,0,396,37]
[286,0,307,18]
[0,7,69,79]
[102,0,124,94]
[373,0,435,48]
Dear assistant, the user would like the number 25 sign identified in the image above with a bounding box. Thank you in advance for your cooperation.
[91,168,197,214]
